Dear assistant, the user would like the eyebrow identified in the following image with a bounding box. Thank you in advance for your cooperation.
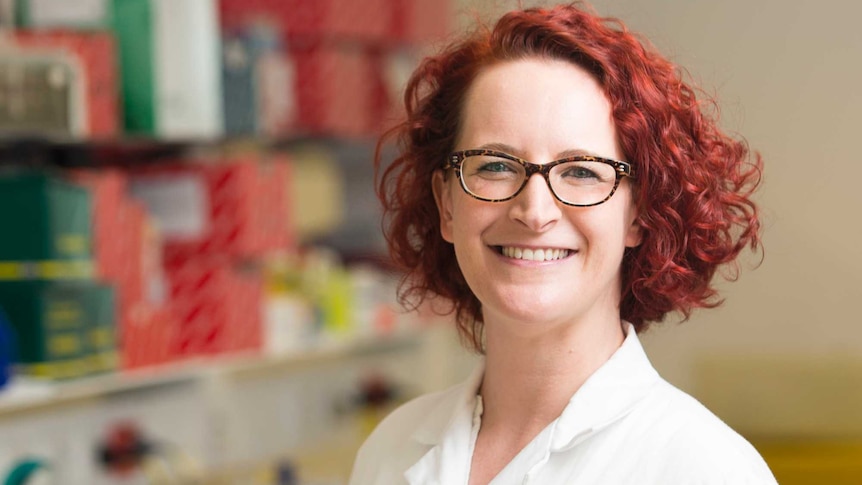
[475,142,606,160]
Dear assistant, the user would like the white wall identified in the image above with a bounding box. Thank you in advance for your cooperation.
[453,0,862,435]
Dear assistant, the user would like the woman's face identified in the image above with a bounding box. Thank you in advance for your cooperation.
[433,57,642,332]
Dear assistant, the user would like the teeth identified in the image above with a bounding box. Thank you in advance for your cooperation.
[501,247,570,262]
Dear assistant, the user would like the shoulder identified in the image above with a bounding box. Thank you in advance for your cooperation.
[635,380,777,484]
[364,384,458,446]
[349,379,471,484]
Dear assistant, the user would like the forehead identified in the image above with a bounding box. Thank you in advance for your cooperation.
[457,58,620,160]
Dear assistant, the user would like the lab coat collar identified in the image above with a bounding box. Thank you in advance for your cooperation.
[405,363,484,484]
[410,361,485,446]
[405,323,660,482]
[551,323,661,451]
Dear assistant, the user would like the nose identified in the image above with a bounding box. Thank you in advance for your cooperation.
[508,173,562,232]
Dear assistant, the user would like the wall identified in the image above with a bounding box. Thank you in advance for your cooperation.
[452,0,862,436]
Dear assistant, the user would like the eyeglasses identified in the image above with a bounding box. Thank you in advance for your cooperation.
[444,149,635,207]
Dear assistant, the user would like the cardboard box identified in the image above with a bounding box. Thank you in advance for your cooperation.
[219,0,390,41]
[130,158,292,261]
[222,23,295,137]
[290,42,377,138]
[0,172,93,280]
[112,0,223,138]
[11,30,120,138]
[0,280,115,379]
[388,0,451,44]
[15,0,109,29]
[166,258,262,357]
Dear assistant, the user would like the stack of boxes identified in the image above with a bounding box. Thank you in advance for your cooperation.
[4,0,450,140]
[71,169,176,369]
[0,155,293,376]
[218,0,451,138]
[130,156,292,359]
[0,0,450,381]
[0,172,117,379]
[7,31,121,139]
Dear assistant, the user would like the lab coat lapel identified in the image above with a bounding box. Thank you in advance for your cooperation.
[552,324,661,451]
[404,363,484,485]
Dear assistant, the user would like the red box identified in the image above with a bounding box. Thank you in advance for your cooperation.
[121,305,179,370]
[105,202,175,370]
[290,42,377,138]
[12,31,120,138]
[166,259,263,357]
[389,0,451,44]
[69,169,126,277]
[71,171,176,369]
[219,0,390,41]
[132,158,292,262]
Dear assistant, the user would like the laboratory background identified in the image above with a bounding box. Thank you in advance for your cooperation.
[0,0,859,483]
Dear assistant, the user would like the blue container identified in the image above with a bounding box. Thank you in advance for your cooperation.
[0,306,14,390]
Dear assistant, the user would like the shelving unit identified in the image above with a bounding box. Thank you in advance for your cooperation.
[0,323,473,484]
[0,1,457,481]
[0,329,424,419]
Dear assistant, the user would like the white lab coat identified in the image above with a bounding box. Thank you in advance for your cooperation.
[349,325,778,485]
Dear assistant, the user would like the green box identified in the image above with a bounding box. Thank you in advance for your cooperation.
[110,0,223,138]
[0,172,93,280]
[83,283,118,373]
[0,280,116,379]
[111,0,156,134]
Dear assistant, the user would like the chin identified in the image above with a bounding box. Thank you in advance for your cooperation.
[484,290,580,326]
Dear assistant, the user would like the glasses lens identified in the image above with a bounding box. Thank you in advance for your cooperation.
[460,154,526,200]
[550,160,618,205]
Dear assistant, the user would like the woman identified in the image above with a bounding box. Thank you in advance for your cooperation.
[351,3,776,484]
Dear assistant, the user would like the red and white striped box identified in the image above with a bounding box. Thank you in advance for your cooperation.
[68,169,127,280]
[121,304,179,370]
[290,41,377,138]
[219,0,390,41]
[130,157,293,262]
[11,30,120,138]
[108,201,176,369]
[70,170,177,369]
[388,0,451,44]
[166,258,263,357]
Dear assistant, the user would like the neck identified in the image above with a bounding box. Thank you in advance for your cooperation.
[478,313,626,436]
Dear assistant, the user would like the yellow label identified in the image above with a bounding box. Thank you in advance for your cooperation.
[87,351,118,372]
[48,333,82,357]
[56,234,88,256]
[38,260,94,279]
[90,328,115,348]
[27,358,89,380]
[46,301,84,330]
[0,260,94,280]
[0,262,24,279]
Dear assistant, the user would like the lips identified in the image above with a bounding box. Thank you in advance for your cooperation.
[498,246,572,262]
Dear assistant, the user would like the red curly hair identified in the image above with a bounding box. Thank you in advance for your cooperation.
[377,3,762,352]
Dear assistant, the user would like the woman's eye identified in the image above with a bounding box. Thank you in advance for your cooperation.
[479,161,514,173]
[563,166,599,179]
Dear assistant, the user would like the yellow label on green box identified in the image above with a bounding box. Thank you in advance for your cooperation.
[0,260,94,280]
[48,333,82,357]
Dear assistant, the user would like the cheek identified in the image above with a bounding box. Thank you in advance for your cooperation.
[450,197,494,237]
[576,208,633,256]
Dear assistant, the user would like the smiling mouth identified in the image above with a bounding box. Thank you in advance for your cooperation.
[494,246,573,262]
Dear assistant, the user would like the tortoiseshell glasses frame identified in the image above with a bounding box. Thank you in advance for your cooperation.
[443,149,636,207]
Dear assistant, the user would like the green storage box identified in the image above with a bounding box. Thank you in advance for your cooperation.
[0,280,116,379]
[111,0,223,138]
[84,283,117,373]
[0,172,93,280]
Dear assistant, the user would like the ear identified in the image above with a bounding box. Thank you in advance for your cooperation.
[625,215,643,248]
[432,170,455,243]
